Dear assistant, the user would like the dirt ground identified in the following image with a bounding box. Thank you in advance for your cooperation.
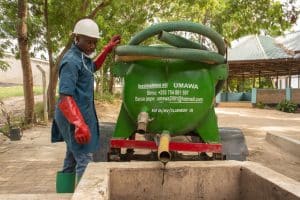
[217,107,300,181]
[0,98,299,194]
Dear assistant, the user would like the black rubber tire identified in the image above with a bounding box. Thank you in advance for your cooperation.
[219,127,249,161]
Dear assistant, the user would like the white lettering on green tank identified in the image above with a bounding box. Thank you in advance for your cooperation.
[173,83,199,89]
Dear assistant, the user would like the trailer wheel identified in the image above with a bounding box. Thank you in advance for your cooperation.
[219,127,249,161]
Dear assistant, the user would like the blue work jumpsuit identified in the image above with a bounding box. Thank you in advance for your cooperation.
[51,43,100,177]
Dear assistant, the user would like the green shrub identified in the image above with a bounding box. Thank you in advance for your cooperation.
[0,123,10,136]
[256,101,265,109]
[276,100,297,113]
[0,115,27,135]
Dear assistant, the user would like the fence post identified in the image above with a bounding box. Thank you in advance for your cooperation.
[251,88,257,104]
[36,65,48,123]
[286,87,292,101]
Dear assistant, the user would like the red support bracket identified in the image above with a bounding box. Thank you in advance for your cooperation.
[110,139,222,153]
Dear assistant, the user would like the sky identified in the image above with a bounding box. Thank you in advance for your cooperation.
[292,15,300,31]
[284,0,300,31]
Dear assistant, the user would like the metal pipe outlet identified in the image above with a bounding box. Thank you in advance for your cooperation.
[158,132,171,164]
[137,112,149,133]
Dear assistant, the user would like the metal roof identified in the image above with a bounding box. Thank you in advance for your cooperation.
[228,35,292,61]
[227,34,300,78]
[275,31,300,55]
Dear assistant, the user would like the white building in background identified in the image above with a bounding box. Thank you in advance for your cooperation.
[276,75,300,89]
[275,31,300,89]
[0,52,49,86]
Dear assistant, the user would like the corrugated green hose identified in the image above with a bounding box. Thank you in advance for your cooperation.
[116,45,225,64]
[128,21,225,55]
[158,31,208,50]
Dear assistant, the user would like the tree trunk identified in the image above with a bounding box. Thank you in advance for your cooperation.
[47,66,58,118]
[47,44,70,118]
[17,0,34,124]
[44,0,55,119]
[44,0,73,118]
[95,75,101,93]
[101,67,105,95]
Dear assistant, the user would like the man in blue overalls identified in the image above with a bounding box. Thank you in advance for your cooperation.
[51,18,120,193]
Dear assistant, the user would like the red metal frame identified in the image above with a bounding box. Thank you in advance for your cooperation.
[110,139,222,153]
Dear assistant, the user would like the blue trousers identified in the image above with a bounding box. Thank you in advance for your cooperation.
[62,146,93,178]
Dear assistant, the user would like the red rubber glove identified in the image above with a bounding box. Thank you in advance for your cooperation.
[94,35,121,70]
[58,95,91,144]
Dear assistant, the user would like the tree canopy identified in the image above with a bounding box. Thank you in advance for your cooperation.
[1,0,298,58]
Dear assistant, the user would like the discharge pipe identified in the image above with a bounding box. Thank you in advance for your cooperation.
[158,131,171,164]
[137,111,149,133]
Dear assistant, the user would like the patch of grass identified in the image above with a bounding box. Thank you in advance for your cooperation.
[34,102,45,122]
[0,102,44,135]
[0,86,43,100]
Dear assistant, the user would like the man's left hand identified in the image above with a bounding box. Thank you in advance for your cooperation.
[106,35,121,52]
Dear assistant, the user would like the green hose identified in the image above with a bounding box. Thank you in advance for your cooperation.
[115,21,226,63]
[158,31,207,50]
[116,45,225,64]
[128,21,225,55]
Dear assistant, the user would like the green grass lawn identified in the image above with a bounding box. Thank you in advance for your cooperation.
[0,86,43,100]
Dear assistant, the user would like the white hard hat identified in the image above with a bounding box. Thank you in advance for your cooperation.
[73,18,100,39]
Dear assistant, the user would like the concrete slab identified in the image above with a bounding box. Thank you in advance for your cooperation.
[0,193,72,200]
[266,132,300,157]
[73,161,300,200]
[242,162,300,200]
